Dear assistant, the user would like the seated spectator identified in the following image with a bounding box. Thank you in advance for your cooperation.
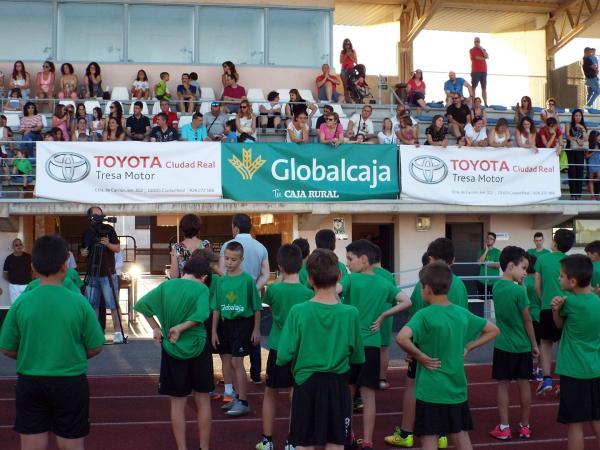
[205,102,228,141]
[131,69,150,100]
[259,91,282,129]
[464,116,488,147]
[286,111,309,144]
[71,103,92,135]
[4,88,22,111]
[444,71,472,106]
[353,133,372,144]
[316,64,345,103]
[398,116,418,145]
[83,62,103,98]
[346,105,376,142]
[51,104,70,142]
[9,61,30,99]
[391,103,418,141]
[152,100,178,129]
[378,118,396,144]
[126,101,151,141]
[406,69,427,113]
[446,94,472,139]
[154,72,171,101]
[471,97,487,126]
[425,115,448,146]
[150,112,178,142]
[221,73,246,113]
[587,131,600,199]
[541,97,559,123]
[176,73,197,113]
[72,117,92,142]
[49,127,65,142]
[514,96,532,124]
[223,119,238,143]
[91,107,105,141]
[319,113,344,147]
[0,115,13,174]
[515,116,537,150]
[0,70,4,92]
[107,101,126,130]
[20,102,43,157]
[315,104,334,130]
[488,118,512,147]
[103,117,125,142]
[235,99,256,142]
[180,112,208,141]
[58,63,78,100]
[221,61,238,88]
[11,149,33,188]
[536,117,563,151]
[285,89,317,125]
[35,61,55,112]
[189,72,201,98]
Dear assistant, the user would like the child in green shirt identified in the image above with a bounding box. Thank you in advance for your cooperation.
[584,240,600,292]
[524,253,542,381]
[154,71,171,101]
[277,249,365,449]
[292,237,310,285]
[301,229,348,288]
[257,244,313,450]
[397,262,499,450]
[11,149,33,187]
[24,267,83,294]
[551,254,600,450]
[476,231,501,300]
[134,254,213,450]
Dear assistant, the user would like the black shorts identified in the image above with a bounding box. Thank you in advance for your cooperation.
[217,316,254,357]
[415,399,473,436]
[540,309,562,342]
[15,374,90,439]
[348,346,380,390]
[407,358,417,380]
[159,344,215,397]
[471,72,487,90]
[289,372,352,447]
[532,320,541,345]
[558,375,600,424]
[492,348,533,380]
[266,349,294,389]
[204,315,222,355]
[259,115,280,127]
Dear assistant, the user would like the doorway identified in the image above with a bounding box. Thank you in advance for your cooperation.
[352,223,395,272]
[446,222,483,311]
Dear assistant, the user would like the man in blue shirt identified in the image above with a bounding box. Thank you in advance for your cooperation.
[180,112,208,141]
[444,71,473,106]
[583,47,599,107]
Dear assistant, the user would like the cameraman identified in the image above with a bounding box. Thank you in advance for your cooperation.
[80,206,124,344]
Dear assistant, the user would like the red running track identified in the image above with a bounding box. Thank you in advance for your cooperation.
[0,364,598,449]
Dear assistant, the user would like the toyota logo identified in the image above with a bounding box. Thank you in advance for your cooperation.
[409,155,448,184]
[45,152,91,183]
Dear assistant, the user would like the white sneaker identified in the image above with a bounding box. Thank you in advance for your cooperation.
[113,331,124,344]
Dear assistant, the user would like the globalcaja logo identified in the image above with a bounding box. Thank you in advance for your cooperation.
[229,148,266,180]
[409,155,448,184]
[45,152,91,183]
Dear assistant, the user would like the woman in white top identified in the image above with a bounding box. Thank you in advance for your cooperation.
[464,116,488,147]
[541,97,558,123]
[131,69,150,99]
[377,118,396,144]
[488,118,512,147]
[515,116,537,150]
[9,61,30,99]
[235,100,257,142]
[286,111,309,143]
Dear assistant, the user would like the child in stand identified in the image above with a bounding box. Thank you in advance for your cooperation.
[91,107,105,141]
[524,253,543,381]
[11,148,33,188]
[223,119,238,143]
[154,72,171,101]
[131,69,150,100]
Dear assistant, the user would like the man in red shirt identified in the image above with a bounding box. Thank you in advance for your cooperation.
[316,64,345,103]
[470,37,489,107]
[222,74,246,113]
[152,99,179,128]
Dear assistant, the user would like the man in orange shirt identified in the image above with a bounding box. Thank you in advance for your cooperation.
[316,64,345,104]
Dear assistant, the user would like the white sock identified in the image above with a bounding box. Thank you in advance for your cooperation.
[500,423,510,431]
[225,383,233,393]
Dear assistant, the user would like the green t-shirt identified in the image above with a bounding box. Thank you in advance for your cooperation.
[556,292,600,379]
[592,260,600,289]
[210,272,262,319]
[24,268,83,295]
[155,79,170,99]
[135,278,210,359]
[477,247,501,285]
[492,279,532,353]
[534,251,566,310]
[527,248,551,257]
[524,275,541,322]
[301,261,348,289]
[276,301,365,385]
[410,274,468,315]
[341,272,399,348]
[14,158,32,175]
[264,282,313,350]
[208,274,220,312]
[407,303,487,404]
[0,285,105,376]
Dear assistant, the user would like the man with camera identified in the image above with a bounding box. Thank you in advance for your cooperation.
[80,206,124,344]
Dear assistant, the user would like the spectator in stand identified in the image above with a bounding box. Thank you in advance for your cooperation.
[464,116,488,147]
[20,102,44,155]
[176,73,197,113]
[378,118,396,144]
[189,72,201,98]
[565,109,589,200]
[108,101,126,130]
[131,69,150,100]
[58,63,78,100]
[71,103,91,135]
[425,115,448,147]
[315,104,334,131]
[319,113,344,147]
[488,118,512,147]
[446,94,472,139]
[221,73,246,114]
[0,115,13,155]
[91,107,105,141]
[221,61,238,88]
[406,69,427,113]
[4,88,22,111]
[471,97,487,126]
[536,117,564,153]
[470,37,489,107]
[3,238,32,304]
[514,96,533,125]
[35,61,55,113]
[223,119,238,143]
[587,131,600,199]
[83,62,103,98]
[9,61,30,100]
[50,127,65,142]
[0,70,4,93]
[152,99,179,129]
[583,47,599,107]
[286,110,309,144]
[126,101,151,141]
[72,117,92,142]
[205,102,228,141]
[515,116,537,150]
[444,71,473,106]
[103,117,125,142]
[346,105,376,142]
[541,98,559,124]
[316,64,345,103]
[391,103,419,139]
[154,72,171,101]
[340,38,357,100]
[236,99,256,142]
[180,112,208,141]
[398,116,419,145]
[259,91,282,130]
[285,89,317,126]
[150,112,178,142]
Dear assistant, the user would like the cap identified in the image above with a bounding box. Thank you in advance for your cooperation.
[211,101,220,107]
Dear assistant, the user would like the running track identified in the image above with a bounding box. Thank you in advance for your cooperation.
[0,364,598,449]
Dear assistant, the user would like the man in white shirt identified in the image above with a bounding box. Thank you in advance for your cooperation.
[346,105,377,142]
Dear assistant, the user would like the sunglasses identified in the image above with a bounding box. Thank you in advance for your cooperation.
[240,106,248,109]
[326,118,335,122]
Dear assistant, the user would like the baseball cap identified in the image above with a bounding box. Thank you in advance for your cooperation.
[211,101,220,107]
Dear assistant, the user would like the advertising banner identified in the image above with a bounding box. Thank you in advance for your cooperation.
[36,141,221,203]
[221,143,399,201]
[400,146,561,205]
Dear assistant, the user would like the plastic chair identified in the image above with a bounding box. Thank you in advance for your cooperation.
[40,115,48,127]
[151,101,163,115]
[59,100,76,109]
[332,103,346,118]
[200,87,215,101]
[111,86,130,101]
[277,89,292,103]
[84,100,101,113]
[128,101,149,115]
[340,117,350,129]
[247,88,266,103]
[5,113,20,128]
[299,89,315,103]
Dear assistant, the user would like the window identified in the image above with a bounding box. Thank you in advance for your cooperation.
[575,220,599,245]
[198,7,264,65]
[0,2,53,61]
[128,6,194,64]
[268,9,330,67]
[58,4,124,62]
[135,216,151,230]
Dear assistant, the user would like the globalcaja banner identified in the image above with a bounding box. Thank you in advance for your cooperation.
[400,146,561,206]
[221,143,399,201]
[35,141,222,203]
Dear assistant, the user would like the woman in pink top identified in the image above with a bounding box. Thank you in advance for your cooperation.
[19,102,43,157]
[339,38,357,100]
[52,104,70,142]
[36,61,55,113]
[406,69,427,113]
[319,113,344,147]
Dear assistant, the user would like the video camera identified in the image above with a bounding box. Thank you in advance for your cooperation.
[86,214,117,243]
[89,214,117,225]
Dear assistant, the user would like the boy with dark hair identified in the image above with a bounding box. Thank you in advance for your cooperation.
[342,239,412,450]
[0,235,105,450]
[489,246,539,440]
[524,253,543,381]
[527,232,550,257]
[476,231,501,301]
[135,254,214,450]
[277,249,365,450]
[211,241,262,417]
[292,237,311,285]
[257,244,313,450]
[584,240,600,290]
[535,228,575,396]
[397,262,499,450]
[315,228,348,280]
[551,254,600,450]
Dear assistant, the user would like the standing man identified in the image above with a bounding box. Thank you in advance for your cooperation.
[220,214,270,383]
[477,231,501,301]
[527,232,550,257]
[470,37,489,107]
[3,238,31,304]
[583,47,599,107]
